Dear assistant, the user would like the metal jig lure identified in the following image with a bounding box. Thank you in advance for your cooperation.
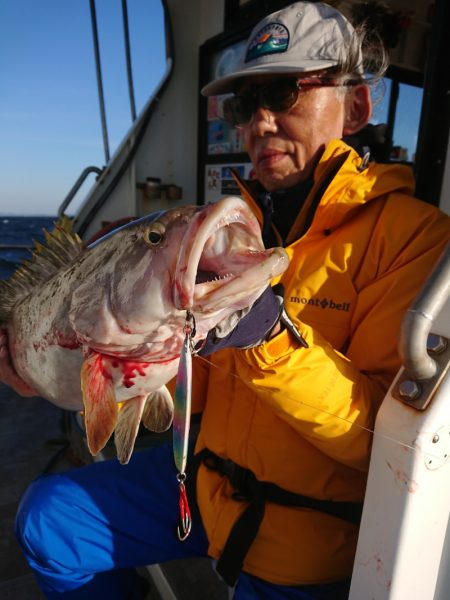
[173,310,195,541]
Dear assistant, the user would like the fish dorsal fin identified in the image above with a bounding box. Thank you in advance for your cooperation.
[0,225,83,324]
[142,385,174,432]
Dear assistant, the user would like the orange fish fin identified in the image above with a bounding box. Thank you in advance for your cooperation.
[80,353,118,457]
[114,395,147,465]
[142,385,174,433]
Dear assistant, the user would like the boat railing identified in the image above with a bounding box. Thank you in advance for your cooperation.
[67,0,174,238]
[57,166,103,219]
[399,242,450,384]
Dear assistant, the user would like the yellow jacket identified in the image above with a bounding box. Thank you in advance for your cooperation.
[192,139,450,585]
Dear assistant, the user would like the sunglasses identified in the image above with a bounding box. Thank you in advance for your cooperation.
[221,76,349,128]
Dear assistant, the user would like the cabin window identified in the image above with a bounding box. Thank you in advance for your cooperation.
[372,76,424,164]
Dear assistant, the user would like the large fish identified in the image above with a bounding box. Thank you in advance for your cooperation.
[0,197,288,463]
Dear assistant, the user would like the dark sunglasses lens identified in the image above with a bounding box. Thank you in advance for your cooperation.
[222,95,254,127]
[263,79,299,111]
[221,79,299,127]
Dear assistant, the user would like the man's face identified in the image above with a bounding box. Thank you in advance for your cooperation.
[240,75,350,191]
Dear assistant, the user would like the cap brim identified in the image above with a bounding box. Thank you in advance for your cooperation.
[201,59,338,96]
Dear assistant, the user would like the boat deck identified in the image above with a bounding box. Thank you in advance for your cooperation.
[0,382,228,599]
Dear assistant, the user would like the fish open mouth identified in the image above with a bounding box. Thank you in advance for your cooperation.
[174,196,288,312]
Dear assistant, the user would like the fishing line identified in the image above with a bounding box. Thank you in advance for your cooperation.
[194,354,444,462]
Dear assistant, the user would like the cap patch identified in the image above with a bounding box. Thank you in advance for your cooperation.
[245,22,289,63]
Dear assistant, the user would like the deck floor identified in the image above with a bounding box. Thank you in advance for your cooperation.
[0,383,227,599]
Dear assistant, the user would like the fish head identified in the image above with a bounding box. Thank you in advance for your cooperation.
[69,208,196,358]
[69,196,288,358]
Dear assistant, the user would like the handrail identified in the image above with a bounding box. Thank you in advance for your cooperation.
[57,1,138,221]
[121,0,137,122]
[89,0,110,164]
[57,166,103,218]
[75,0,175,238]
[399,243,450,380]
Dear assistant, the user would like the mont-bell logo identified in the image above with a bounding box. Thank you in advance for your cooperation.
[291,296,351,312]
[245,22,289,62]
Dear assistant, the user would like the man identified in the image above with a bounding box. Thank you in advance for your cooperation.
[3,2,450,599]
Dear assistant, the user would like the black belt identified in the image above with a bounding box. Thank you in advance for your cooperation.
[194,448,363,587]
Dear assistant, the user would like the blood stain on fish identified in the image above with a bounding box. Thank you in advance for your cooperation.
[122,361,150,388]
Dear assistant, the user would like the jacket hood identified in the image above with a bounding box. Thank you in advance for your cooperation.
[235,139,416,243]
[312,139,416,231]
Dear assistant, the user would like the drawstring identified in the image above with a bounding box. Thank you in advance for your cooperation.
[260,192,274,243]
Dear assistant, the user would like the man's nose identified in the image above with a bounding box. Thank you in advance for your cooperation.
[249,106,278,135]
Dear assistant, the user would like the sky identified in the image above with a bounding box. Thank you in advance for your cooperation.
[0,0,166,216]
[0,1,424,216]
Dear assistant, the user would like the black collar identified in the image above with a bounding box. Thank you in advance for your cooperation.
[258,178,314,246]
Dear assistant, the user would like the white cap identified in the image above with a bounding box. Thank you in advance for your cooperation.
[202,1,362,96]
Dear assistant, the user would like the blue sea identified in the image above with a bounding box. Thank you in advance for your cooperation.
[0,216,57,280]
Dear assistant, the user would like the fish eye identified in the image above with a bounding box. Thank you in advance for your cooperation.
[144,223,165,245]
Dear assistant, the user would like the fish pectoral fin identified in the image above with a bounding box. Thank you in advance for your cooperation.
[80,353,118,457]
[114,395,147,465]
[142,385,174,433]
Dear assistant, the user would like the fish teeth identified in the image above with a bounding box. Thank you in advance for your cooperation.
[212,273,234,282]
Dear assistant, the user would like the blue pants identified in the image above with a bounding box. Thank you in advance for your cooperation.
[15,443,350,599]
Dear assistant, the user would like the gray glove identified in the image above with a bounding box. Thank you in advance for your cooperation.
[198,285,307,356]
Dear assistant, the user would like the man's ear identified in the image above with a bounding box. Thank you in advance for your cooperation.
[343,84,372,135]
